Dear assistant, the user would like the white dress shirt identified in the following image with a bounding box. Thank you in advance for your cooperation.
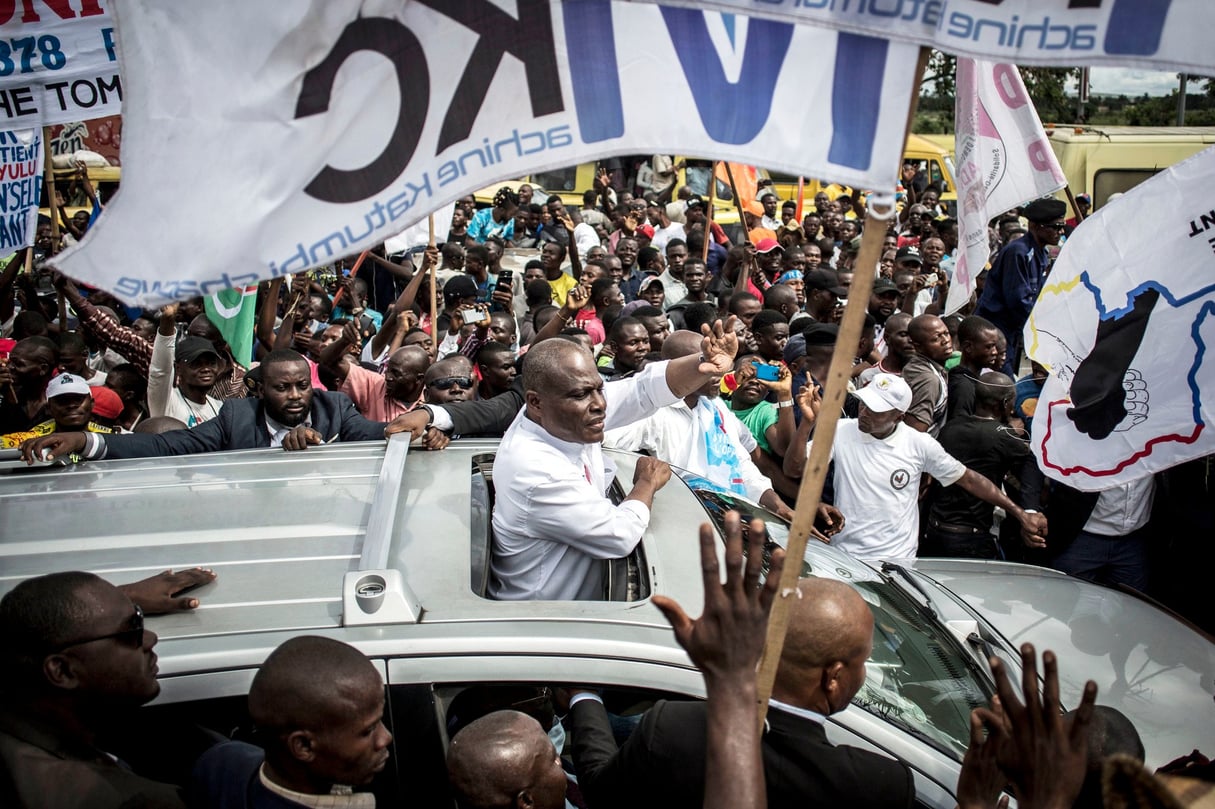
[265,414,312,448]
[489,362,680,600]
[1083,477,1155,536]
[604,396,771,503]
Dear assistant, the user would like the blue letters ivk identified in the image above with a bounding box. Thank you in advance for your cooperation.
[562,2,792,145]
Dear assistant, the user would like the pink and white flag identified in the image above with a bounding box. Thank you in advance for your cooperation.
[945,59,1065,315]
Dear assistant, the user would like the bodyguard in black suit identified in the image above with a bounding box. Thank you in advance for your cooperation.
[20,350,390,462]
[567,577,915,809]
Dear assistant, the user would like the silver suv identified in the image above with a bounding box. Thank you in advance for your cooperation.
[2,438,1211,807]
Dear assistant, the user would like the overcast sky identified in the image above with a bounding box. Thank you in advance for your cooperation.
[1084,68,1193,97]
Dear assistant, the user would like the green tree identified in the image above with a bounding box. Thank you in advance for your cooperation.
[918,51,1080,129]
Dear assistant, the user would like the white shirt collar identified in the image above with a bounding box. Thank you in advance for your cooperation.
[265,413,312,448]
[768,698,827,726]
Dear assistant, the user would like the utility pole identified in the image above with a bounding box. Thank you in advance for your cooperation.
[1177,73,1188,126]
[1077,67,1089,123]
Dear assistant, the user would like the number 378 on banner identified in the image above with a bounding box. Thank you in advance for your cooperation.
[0,5,122,127]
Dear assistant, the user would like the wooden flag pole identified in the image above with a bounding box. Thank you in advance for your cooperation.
[753,47,933,730]
[721,161,760,292]
[428,214,438,338]
[1063,185,1086,224]
[702,162,717,263]
[41,127,67,327]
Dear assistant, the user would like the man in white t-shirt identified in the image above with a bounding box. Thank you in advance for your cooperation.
[788,373,1046,560]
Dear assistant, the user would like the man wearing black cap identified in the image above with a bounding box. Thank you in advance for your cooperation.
[975,197,1067,375]
[868,277,901,356]
[804,270,848,324]
[439,275,481,335]
[148,302,225,427]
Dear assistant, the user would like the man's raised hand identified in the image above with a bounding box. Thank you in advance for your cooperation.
[974,644,1097,809]
[698,316,740,375]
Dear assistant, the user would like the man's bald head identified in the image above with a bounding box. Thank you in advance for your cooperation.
[773,577,873,714]
[521,338,589,393]
[448,710,567,809]
[884,311,912,334]
[660,329,702,360]
[249,636,381,732]
[974,371,1015,412]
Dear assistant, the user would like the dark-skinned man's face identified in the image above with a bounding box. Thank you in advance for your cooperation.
[612,323,651,373]
[48,392,93,429]
[262,360,313,426]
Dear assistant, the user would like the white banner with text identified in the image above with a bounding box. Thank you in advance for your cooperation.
[0,127,42,251]
[54,0,920,306]
[0,1,121,129]
[634,0,1215,73]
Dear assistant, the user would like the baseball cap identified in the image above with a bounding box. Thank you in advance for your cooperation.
[894,246,922,265]
[873,277,900,295]
[854,373,912,413]
[636,223,655,240]
[176,336,221,364]
[685,195,705,210]
[90,385,124,420]
[1075,193,1091,204]
[805,270,847,298]
[782,333,806,366]
[639,276,664,292]
[754,238,782,254]
[46,373,91,399]
[444,275,479,301]
[801,323,838,347]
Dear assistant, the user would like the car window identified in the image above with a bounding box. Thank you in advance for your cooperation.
[684,159,732,201]
[468,454,651,602]
[679,473,992,760]
[531,167,578,192]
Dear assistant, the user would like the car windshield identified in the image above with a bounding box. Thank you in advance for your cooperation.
[678,472,991,760]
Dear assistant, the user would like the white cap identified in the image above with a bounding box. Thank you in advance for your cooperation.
[46,373,92,399]
[853,373,912,413]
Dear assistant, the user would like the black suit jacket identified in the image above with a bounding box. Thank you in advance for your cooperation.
[443,378,524,437]
[103,391,387,459]
[0,711,186,809]
[569,699,914,809]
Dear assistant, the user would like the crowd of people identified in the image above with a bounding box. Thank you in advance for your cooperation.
[2,162,1213,807]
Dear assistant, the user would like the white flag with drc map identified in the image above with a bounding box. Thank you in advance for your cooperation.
[1025,145,1215,491]
[53,0,921,307]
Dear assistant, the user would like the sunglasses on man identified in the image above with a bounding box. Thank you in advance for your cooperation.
[428,376,474,391]
[46,604,145,653]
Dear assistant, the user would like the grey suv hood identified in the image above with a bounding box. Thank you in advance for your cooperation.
[913,559,1215,769]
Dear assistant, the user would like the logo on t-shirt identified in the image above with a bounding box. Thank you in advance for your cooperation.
[890,468,911,490]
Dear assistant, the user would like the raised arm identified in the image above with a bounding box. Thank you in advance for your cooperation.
[561,214,584,278]
[530,281,588,348]
[0,247,27,324]
[318,319,359,384]
[367,250,418,281]
[782,383,820,479]
[255,278,284,358]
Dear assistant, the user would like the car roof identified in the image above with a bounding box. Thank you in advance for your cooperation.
[0,437,711,646]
